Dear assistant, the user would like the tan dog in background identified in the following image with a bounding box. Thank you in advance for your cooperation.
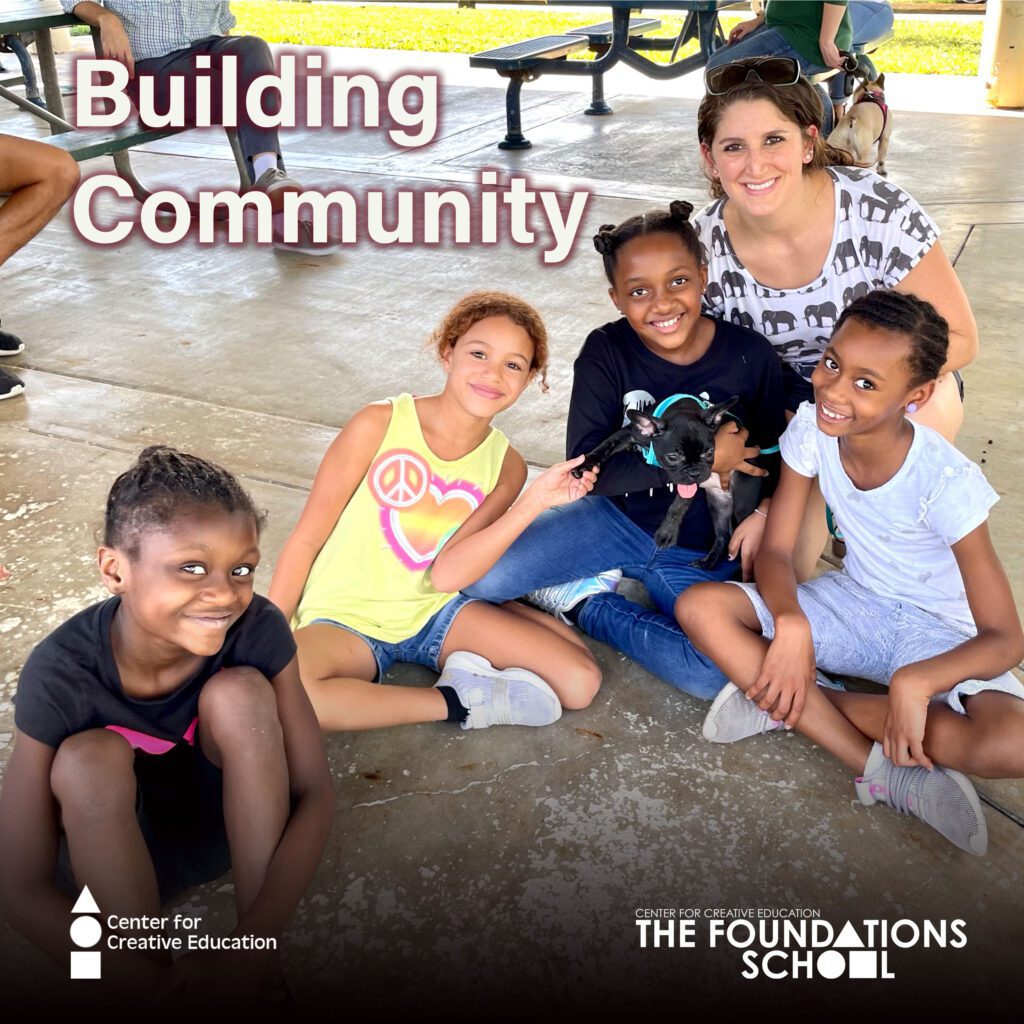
[828,74,892,177]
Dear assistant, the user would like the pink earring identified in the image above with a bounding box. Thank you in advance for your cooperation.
[907,402,919,414]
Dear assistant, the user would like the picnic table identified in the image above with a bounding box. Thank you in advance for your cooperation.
[0,0,249,206]
[471,0,742,148]
[0,0,77,130]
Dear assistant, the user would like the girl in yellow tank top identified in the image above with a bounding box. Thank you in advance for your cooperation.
[269,292,603,732]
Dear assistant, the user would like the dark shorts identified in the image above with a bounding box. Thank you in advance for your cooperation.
[56,739,231,904]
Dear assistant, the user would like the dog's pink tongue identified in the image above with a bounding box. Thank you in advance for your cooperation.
[677,483,698,498]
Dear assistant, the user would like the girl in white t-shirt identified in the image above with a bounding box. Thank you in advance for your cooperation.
[676,290,1024,856]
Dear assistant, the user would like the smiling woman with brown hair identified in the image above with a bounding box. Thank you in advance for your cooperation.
[693,59,977,577]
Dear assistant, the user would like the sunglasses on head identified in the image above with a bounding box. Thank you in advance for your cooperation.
[704,57,801,96]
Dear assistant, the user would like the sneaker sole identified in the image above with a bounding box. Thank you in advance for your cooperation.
[938,766,988,856]
[0,383,25,400]
[443,651,562,726]
[0,346,25,357]
[702,681,742,742]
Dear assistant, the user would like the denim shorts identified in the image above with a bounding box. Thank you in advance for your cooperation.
[731,572,1024,714]
[310,593,477,681]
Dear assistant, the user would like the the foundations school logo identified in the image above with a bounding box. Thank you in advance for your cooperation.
[70,886,102,980]
[635,908,968,980]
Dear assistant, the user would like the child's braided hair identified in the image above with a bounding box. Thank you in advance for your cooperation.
[593,200,702,285]
[833,290,949,387]
[104,446,265,557]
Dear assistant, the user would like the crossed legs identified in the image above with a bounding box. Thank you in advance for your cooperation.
[296,600,600,732]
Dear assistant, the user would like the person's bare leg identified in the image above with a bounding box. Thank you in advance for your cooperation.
[197,668,289,917]
[439,600,601,710]
[50,730,173,989]
[822,688,1024,778]
[295,623,447,731]
[677,582,872,771]
[50,728,161,916]
[0,135,79,267]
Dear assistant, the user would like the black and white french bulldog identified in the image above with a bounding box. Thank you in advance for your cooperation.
[572,396,775,567]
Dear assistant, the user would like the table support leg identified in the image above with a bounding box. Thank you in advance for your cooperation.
[498,74,532,150]
[585,73,613,116]
[33,29,68,125]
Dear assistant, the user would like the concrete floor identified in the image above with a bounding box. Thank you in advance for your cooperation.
[0,44,1022,1018]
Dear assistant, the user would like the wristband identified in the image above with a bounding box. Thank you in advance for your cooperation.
[753,508,768,518]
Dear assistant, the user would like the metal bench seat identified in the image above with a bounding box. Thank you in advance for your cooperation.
[470,34,588,72]
[42,123,189,162]
[568,18,662,46]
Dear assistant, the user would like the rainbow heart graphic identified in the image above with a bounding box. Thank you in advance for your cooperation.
[368,448,485,571]
[379,476,484,570]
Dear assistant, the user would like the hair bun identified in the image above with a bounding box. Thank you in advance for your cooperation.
[669,200,695,223]
[593,226,617,255]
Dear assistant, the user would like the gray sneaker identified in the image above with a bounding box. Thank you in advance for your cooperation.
[702,682,785,743]
[524,569,622,624]
[437,651,561,730]
[855,742,987,856]
[703,672,843,743]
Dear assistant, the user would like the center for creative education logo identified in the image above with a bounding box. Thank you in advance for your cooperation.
[70,886,102,979]
[68,885,278,980]
[635,908,967,980]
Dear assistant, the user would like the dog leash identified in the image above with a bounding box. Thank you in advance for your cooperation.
[638,393,780,469]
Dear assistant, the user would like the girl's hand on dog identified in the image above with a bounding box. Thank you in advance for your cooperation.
[728,504,768,581]
[525,455,599,512]
[749,616,816,728]
[712,422,766,483]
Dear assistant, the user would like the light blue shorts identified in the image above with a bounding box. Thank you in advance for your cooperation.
[731,572,1024,714]
[310,594,477,682]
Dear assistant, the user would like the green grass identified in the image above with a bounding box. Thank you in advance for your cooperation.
[74,3,984,76]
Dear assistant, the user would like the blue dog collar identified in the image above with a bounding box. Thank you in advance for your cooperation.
[638,393,779,468]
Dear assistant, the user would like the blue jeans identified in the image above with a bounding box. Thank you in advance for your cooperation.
[829,2,894,100]
[463,496,736,700]
[705,26,836,135]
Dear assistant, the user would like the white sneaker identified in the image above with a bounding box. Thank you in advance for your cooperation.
[855,742,987,856]
[524,569,622,624]
[702,682,785,743]
[437,651,561,730]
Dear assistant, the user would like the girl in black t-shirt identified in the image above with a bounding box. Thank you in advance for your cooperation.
[465,202,786,700]
[0,446,334,999]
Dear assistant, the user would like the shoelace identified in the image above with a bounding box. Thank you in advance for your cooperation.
[883,765,919,816]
